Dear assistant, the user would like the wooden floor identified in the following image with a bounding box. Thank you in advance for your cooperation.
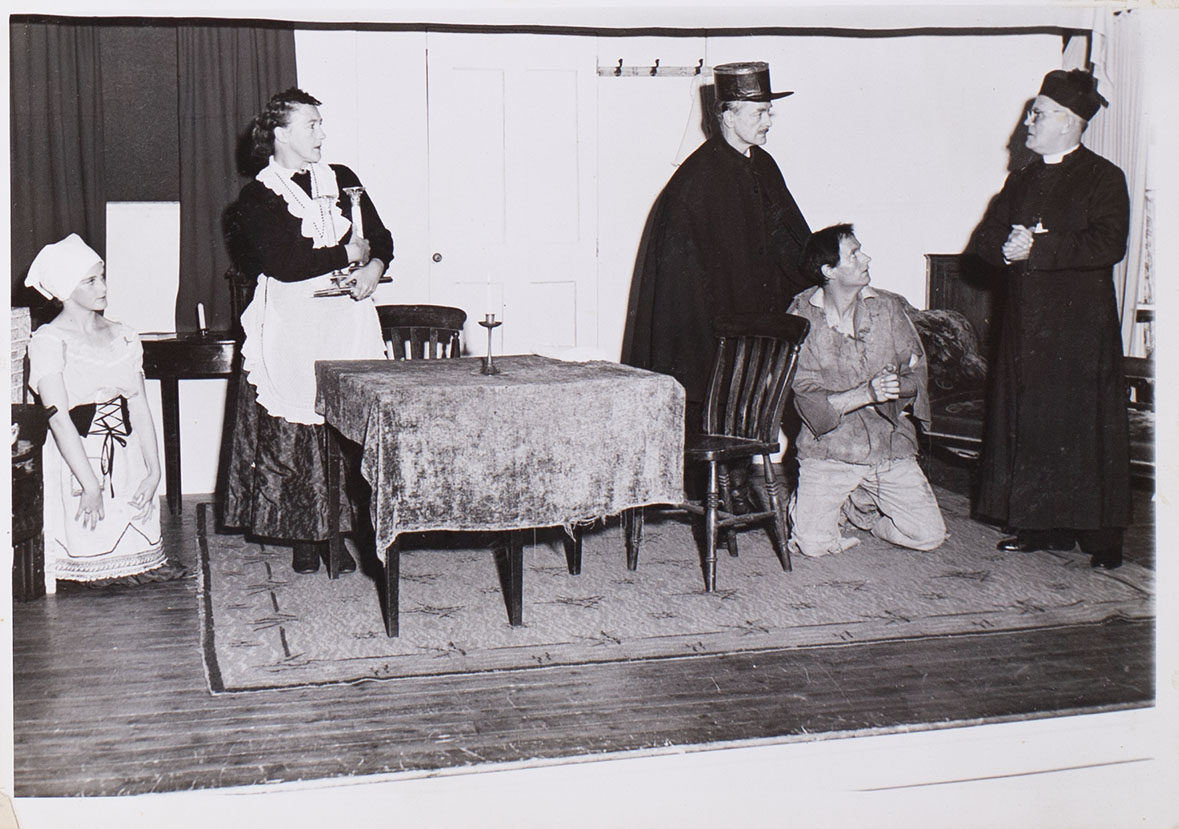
[11,459,1156,797]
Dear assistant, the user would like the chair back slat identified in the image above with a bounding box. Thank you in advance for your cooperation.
[747,341,778,436]
[735,337,765,436]
[701,313,810,443]
[723,337,747,435]
[377,305,467,360]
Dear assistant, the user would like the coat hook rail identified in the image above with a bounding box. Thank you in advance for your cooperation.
[598,58,705,78]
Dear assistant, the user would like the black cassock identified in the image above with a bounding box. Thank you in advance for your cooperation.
[622,135,811,409]
[973,145,1131,531]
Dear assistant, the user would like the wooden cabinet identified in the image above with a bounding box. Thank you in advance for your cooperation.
[925,253,1004,361]
[12,404,48,601]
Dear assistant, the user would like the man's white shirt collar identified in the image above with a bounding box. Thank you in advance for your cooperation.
[810,285,878,336]
[808,284,878,308]
[1042,144,1081,165]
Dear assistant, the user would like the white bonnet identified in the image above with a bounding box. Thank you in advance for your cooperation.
[25,233,104,301]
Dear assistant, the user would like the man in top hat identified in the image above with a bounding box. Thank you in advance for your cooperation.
[623,61,811,510]
[972,68,1131,569]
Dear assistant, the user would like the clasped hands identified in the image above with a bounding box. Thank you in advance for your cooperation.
[1002,224,1035,263]
[342,237,383,300]
[867,364,901,404]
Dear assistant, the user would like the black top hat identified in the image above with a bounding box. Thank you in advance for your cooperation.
[1038,69,1108,121]
[713,62,793,103]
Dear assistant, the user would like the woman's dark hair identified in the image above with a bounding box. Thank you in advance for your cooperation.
[250,87,322,163]
[800,223,855,286]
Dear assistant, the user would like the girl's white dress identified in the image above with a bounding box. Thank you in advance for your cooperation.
[27,321,165,584]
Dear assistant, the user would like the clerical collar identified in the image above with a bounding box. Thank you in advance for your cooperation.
[1042,144,1080,165]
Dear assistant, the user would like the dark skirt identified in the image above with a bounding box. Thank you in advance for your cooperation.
[221,374,364,542]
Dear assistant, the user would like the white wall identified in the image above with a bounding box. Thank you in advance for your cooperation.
[740,34,1061,302]
[105,201,228,496]
[294,29,431,306]
[299,28,1063,361]
[595,33,1062,356]
[140,24,1072,493]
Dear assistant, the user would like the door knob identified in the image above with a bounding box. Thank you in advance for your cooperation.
[432,252,443,263]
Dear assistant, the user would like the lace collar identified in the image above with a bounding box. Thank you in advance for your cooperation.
[256,158,350,248]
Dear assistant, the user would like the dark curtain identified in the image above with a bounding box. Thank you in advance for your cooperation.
[10,21,105,310]
[175,25,296,333]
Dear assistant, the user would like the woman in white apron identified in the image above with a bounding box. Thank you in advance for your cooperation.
[25,234,185,588]
[222,87,390,575]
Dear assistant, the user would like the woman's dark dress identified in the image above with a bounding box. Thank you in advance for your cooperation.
[222,162,393,542]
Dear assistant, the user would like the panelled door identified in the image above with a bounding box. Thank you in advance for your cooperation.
[425,32,600,357]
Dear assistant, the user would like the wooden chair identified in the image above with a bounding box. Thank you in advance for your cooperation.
[376,304,466,360]
[225,266,258,340]
[629,313,809,591]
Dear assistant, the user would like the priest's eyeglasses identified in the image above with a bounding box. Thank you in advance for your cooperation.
[1025,106,1067,124]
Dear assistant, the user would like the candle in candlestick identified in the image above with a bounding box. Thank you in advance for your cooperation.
[351,203,364,240]
[344,186,365,240]
[196,302,207,331]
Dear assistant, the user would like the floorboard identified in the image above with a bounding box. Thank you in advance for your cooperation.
[11,460,1156,797]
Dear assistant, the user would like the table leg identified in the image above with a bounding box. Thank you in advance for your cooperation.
[158,376,181,515]
[384,538,400,637]
[326,425,342,580]
[623,507,644,571]
[507,530,524,627]
[563,527,582,575]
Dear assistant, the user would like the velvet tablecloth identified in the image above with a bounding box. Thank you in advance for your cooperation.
[315,355,685,559]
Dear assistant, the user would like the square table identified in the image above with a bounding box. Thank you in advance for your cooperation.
[315,354,685,636]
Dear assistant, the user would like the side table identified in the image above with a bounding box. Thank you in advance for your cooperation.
[140,332,237,514]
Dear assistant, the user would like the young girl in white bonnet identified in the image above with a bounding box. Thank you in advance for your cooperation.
[25,233,186,587]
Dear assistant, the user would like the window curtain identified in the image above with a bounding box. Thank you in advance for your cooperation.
[1064,9,1148,354]
[9,20,105,309]
[175,25,296,333]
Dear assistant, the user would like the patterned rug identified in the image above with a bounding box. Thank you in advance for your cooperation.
[196,490,1154,693]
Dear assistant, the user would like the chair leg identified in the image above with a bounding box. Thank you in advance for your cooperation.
[623,507,644,571]
[703,461,719,591]
[762,457,792,572]
[718,464,739,558]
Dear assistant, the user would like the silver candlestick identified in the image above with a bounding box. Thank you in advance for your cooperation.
[479,313,502,375]
[314,185,374,298]
[342,186,365,240]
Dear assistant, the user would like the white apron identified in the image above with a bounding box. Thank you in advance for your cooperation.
[240,275,385,424]
[239,158,386,424]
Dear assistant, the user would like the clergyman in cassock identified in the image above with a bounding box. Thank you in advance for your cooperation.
[972,68,1131,570]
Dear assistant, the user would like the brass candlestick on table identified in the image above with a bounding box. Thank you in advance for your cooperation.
[479,313,502,375]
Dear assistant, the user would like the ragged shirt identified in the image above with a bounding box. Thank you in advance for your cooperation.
[787,285,930,465]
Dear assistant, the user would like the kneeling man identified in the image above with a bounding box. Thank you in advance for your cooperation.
[786,223,945,557]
